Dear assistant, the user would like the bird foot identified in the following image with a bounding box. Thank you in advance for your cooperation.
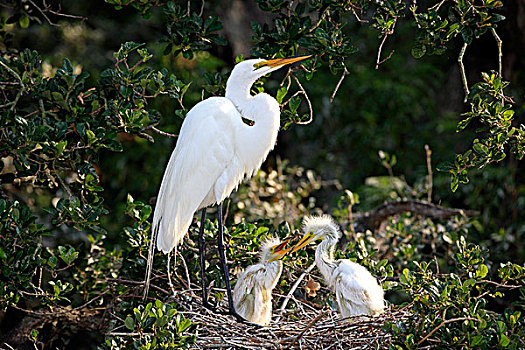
[201,301,261,327]
[201,301,218,313]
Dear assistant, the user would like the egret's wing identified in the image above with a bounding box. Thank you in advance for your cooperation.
[333,260,385,317]
[153,97,242,253]
[233,262,281,325]
[233,265,264,322]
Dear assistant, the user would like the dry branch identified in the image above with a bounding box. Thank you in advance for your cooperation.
[352,199,478,234]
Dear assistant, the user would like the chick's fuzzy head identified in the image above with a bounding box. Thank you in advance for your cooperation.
[302,215,342,241]
[259,235,289,263]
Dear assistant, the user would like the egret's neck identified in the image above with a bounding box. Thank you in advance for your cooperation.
[225,78,253,111]
[263,260,283,289]
[224,74,280,177]
[315,237,338,286]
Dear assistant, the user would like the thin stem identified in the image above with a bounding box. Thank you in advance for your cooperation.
[351,8,368,23]
[491,28,503,77]
[458,42,469,101]
[308,8,330,34]
[150,126,178,138]
[52,162,73,198]
[425,144,433,202]
[330,67,349,103]
[375,19,397,70]
[278,262,316,316]
[417,317,480,346]
[291,74,313,125]
[0,59,25,111]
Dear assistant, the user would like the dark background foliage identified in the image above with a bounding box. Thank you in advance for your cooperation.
[1,0,524,349]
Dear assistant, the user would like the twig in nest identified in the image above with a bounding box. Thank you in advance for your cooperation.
[330,67,350,103]
[284,310,329,347]
[278,262,316,316]
[458,42,469,101]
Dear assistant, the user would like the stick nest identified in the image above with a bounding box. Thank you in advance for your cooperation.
[171,289,410,350]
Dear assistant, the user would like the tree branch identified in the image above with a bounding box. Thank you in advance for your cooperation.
[351,199,478,234]
[416,317,480,346]
[375,19,397,70]
[291,74,313,125]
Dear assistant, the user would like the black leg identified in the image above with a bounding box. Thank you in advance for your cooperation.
[216,202,244,321]
[198,208,214,310]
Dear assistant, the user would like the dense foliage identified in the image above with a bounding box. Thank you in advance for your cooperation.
[1,0,524,349]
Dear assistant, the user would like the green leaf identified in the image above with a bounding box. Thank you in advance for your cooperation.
[178,318,192,333]
[48,255,58,269]
[476,264,488,278]
[473,140,489,156]
[437,161,455,172]
[19,15,30,28]
[62,58,73,75]
[411,44,426,59]
[124,315,135,330]
[499,333,510,347]
[276,87,288,104]
[140,205,152,221]
[451,173,459,192]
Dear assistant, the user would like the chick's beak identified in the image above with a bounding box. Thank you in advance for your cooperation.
[268,239,291,262]
[289,232,316,253]
[255,55,312,70]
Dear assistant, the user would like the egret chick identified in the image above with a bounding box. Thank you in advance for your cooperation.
[233,237,289,326]
[290,215,385,318]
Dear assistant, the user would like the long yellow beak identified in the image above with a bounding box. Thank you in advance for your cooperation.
[289,231,316,254]
[254,55,312,70]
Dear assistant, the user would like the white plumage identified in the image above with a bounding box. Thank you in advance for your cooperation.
[145,56,311,318]
[233,237,288,326]
[293,215,385,318]
[151,57,308,253]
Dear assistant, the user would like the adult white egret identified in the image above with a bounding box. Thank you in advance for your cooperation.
[233,237,289,326]
[290,215,385,318]
[145,55,311,320]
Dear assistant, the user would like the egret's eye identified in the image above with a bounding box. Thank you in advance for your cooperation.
[253,62,265,70]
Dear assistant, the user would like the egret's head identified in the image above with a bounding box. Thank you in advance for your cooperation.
[231,56,312,82]
[289,215,342,253]
[259,236,291,263]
